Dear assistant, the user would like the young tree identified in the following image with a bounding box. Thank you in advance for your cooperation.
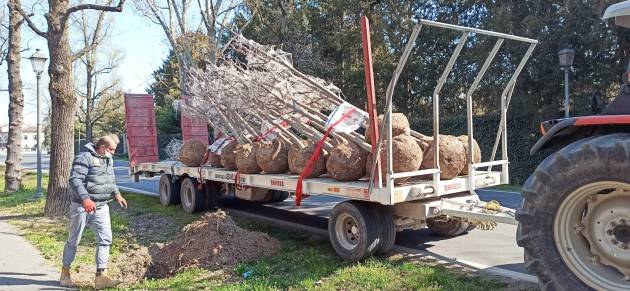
[11,0,126,216]
[73,5,123,142]
[3,0,25,193]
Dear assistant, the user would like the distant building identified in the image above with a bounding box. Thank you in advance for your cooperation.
[0,125,43,152]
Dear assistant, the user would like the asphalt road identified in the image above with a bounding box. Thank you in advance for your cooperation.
[112,160,532,280]
[0,153,50,171]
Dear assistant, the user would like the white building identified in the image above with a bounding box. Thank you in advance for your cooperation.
[0,125,43,152]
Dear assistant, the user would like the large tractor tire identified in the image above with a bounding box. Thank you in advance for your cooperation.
[427,216,473,237]
[516,133,630,291]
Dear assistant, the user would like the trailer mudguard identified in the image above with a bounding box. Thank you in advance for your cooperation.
[530,115,630,155]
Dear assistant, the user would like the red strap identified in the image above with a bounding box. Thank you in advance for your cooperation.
[234,172,244,191]
[295,108,357,206]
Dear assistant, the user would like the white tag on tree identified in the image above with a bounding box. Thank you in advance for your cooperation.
[325,102,368,133]
[209,137,231,154]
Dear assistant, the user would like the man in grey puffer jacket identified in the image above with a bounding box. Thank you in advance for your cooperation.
[59,135,127,289]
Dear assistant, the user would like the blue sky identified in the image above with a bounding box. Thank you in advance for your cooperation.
[0,5,169,127]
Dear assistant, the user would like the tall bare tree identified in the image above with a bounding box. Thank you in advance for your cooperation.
[134,0,254,94]
[3,0,25,193]
[12,0,126,216]
[73,5,122,142]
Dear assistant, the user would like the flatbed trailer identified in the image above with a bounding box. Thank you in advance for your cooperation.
[126,18,536,261]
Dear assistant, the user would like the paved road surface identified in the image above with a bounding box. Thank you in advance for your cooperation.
[0,221,63,290]
[0,153,50,171]
[113,160,531,279]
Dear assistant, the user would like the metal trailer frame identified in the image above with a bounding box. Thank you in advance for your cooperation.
[129,19,537,228]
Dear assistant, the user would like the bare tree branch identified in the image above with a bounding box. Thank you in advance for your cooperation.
[9,4,46,37]
[66,0,126,15]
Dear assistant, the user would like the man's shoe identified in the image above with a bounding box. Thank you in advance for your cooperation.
[59,266,73,287]
[94,271,121,289]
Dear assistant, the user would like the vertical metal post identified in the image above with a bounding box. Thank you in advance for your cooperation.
[33,73,43,199]
[361,16,382,189]
[564,67,570,118]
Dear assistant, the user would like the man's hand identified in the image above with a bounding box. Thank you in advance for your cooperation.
[114,194,127,209]
[82,198,96,213]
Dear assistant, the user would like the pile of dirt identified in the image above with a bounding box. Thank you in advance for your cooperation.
[128,213,174,244]
[113,246,153,284]
[150,210,281,278]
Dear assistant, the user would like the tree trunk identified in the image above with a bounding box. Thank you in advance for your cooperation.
[44,1,76,216]
[4,0,24,194]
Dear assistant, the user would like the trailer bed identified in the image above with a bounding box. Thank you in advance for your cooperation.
[133,161,502,205]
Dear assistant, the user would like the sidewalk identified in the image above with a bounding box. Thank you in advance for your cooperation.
[0,220,65,290]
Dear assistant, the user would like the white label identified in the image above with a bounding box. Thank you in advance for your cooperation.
[209,137,232,155]
[325,102,367,133]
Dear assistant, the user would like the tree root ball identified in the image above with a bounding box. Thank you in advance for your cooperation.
[366,135,423,184]
[327,141,369,181]
[179,140,208,167]
[256,140,289,174]
[235,142,261,174]
[288,141,328,178]
[365,113,411,143]
[208,153,223,167]
[457,135,482,175]
[220,141,238,170]
[420,135,466,179]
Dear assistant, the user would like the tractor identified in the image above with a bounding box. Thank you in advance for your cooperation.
[516,1,630,290]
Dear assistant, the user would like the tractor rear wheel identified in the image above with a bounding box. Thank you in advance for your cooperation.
[516,133,630,291]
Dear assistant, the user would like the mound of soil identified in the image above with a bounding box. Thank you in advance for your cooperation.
[150,210,280,278]
[113,247,153,284]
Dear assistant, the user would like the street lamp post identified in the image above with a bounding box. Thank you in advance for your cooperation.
[558,48,576,118]
[29,49,48,200]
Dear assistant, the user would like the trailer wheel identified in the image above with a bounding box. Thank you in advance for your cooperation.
[328,201,380,261]
[204,181,221,210]
[517,133,630,291]
[159,174,180,206]
[180,178,205,214]
[263,191,290,204]
[426,216,471,237]
[372,204,396,255]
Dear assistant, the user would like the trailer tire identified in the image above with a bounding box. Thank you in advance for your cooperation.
[328,201,380,261]
[263,191,290,204]
[373,204,396,255]
[204,181,221,210]
[516,133,630,291]
[180,178,205,214]
[426,216,471,237]
[159,174,180,206]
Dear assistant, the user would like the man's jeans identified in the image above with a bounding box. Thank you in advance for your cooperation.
[62,202,112,269]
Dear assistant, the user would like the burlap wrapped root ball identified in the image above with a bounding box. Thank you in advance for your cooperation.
[235,142,261,174]
[420,135,466,179]
[365,113,411,143]
[208,152,223,167]
[327,141,369,181]
[366,135,423,184]
[220,141,238,170]
[179,140,208,167]
[256,139,289,174]
[288,141,328,178]
[457,135,482,175]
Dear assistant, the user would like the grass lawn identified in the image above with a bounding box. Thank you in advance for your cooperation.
[0,170,522,290]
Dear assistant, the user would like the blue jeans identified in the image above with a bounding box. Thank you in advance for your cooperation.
[62,202,112,269]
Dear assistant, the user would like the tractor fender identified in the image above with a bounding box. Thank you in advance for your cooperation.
[530,115,630,155]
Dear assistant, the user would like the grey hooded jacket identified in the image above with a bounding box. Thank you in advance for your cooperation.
[69,143,120,204]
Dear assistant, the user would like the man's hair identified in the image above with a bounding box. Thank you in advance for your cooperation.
[95,135,118,149]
